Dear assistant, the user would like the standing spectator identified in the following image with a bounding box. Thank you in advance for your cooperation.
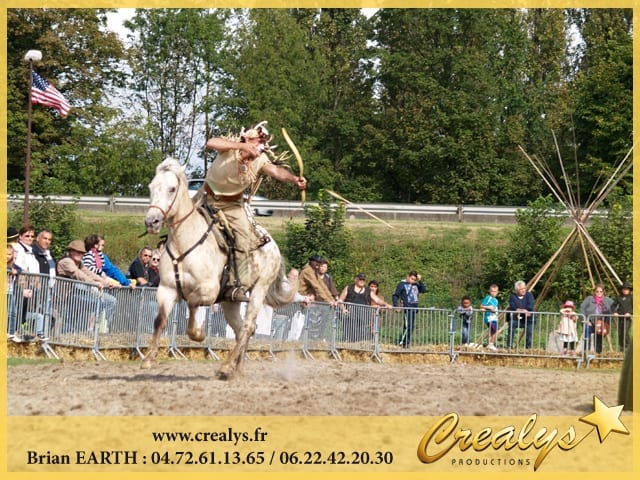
[32,229,56,281]
[127,246,154,286]
[298,254,335,304]
[612,281,633,352]
[367,280,391,308]
[580,284,614,354]
[6,243,22,342]
[148,249,161,287]
[339,273,387,306]
[338,272,387,342]
[32,228,57,334]
[318,259,339,302]
[480,284,500,351]
[456,295,474,346]
[392,270,426,348]
[506,280,536,349]
[13,225,40,274]
[556,300,578,356]
[13,225,47,340]
[298,255,335,341]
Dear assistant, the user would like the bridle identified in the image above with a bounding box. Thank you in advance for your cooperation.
[147,172,195,229]
[148,170,218,301]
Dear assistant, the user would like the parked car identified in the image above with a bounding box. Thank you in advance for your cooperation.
[187,179,205,198]
[187,179,273,216]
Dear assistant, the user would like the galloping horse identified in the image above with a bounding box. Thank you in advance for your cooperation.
[143,157,296,379]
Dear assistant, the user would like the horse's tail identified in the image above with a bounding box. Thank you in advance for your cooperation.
[265,261,297,309]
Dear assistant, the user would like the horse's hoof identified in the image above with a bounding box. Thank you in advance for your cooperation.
[187,329,205,342]
[141,359,152,369]
[217,366,234,381]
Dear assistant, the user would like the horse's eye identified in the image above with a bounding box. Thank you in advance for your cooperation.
[169,187,176,193]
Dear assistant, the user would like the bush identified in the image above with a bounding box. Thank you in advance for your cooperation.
[8,198,78,260]
[284,190,353,286]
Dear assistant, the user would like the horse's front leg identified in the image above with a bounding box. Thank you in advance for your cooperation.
[142,287,175,369]
[186,303,206,342]
[217,301,259,380]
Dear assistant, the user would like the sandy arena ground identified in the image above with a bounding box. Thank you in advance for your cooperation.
[7,352,623,416]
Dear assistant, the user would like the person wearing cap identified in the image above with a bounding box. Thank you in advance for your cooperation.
[200,121,307,302]
[556,300,578,356]
[506,280,536,350]
[612,281,633,351]
[298,254,335,304]
[7,227,19,243]
[392,270,426,348]
[57,240,118,332]
[337,272,388,342]
[58,240,116,288]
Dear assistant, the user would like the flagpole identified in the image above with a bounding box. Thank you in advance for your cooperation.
[23,50,42,225]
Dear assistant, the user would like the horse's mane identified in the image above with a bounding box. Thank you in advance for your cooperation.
[157,157,187,184]
[157,157,184,174]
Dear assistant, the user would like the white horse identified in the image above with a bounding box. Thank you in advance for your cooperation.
[143,157,296,379]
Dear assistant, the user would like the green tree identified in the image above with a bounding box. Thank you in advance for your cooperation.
[125,8,228,169]
[8,199,78,261]
[370,9,541,204]
[569,9,633,198]
[7,8,128,196]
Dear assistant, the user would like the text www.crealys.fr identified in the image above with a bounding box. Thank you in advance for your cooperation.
[151,427,268,445]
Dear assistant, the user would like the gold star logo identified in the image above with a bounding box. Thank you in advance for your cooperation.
[579,396,629,442]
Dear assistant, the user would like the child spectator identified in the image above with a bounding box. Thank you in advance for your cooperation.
[457,295,473,346]
[480,284,500,351]
[556,300,578,356]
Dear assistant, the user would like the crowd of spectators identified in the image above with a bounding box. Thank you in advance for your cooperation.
[6,227,633,354]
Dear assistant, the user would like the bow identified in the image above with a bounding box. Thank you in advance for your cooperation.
[281,127,305,205]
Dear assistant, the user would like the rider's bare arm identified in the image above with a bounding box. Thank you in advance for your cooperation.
[206,137,259,157]
[261,163,307,190]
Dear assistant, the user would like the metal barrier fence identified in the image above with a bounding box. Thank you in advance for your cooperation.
[6,273,629,368]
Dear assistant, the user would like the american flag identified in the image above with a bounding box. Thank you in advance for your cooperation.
[31,71,71,117]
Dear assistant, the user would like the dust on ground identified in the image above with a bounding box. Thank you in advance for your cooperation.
[7,352,621,416]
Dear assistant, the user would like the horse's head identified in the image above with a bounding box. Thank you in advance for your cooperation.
[145,157,190,234]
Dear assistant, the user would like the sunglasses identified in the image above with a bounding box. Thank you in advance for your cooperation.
[152,257,160,261]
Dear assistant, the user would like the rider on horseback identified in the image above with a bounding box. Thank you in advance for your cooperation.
[200,121,307,302]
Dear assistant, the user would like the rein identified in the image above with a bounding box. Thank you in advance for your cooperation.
[165,214,218,301]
